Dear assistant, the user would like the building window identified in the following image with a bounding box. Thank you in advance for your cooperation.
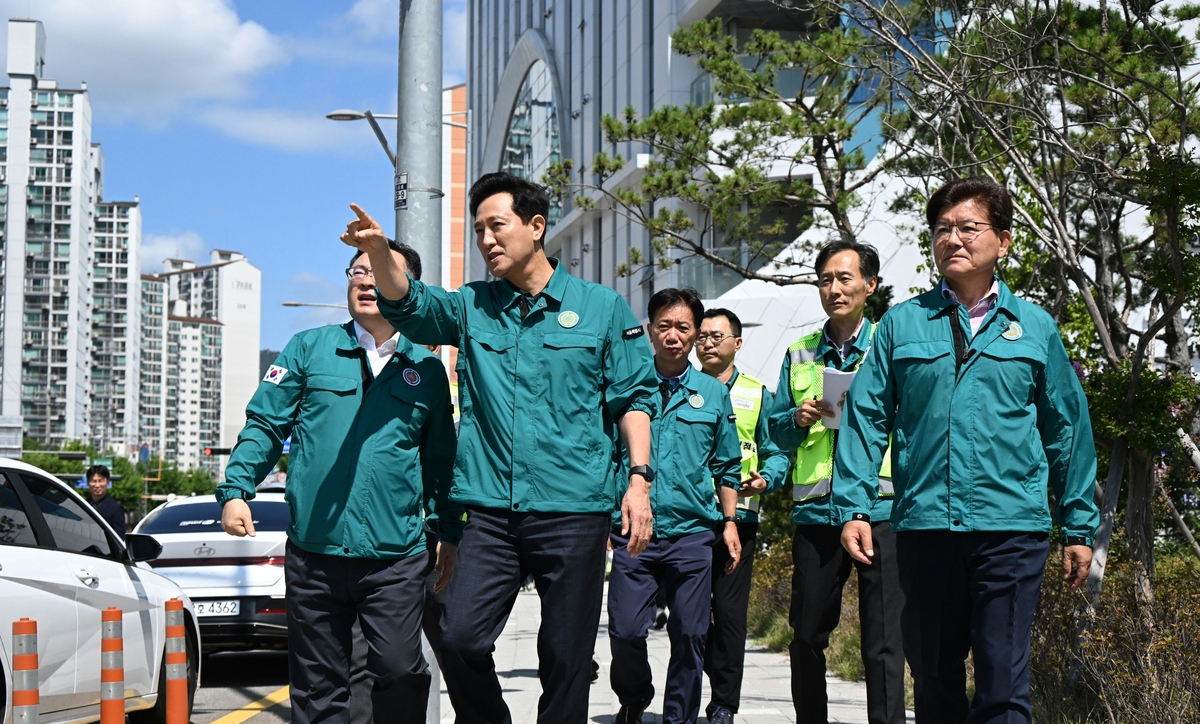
[501,59,563,227]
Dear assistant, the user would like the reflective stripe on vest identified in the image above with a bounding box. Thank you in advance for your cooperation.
[787,325,895,501]
[729,372,765,513]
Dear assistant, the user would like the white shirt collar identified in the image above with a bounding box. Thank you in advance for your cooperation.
[353,321,399,355]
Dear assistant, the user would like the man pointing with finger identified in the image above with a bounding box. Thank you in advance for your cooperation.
[217,241,461,724]
[342,172,659,724]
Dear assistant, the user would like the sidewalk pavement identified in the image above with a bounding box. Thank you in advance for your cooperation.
[437,586,915,723]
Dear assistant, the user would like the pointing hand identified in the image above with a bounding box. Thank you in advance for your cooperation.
[340,204,389,253]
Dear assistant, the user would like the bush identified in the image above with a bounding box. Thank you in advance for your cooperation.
[1031,551,1200,722]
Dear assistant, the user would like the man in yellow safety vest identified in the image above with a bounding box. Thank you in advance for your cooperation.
[766,240,905,724]
[696,308,790,724]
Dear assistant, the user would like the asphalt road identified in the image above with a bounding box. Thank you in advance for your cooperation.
[192,651,291,724]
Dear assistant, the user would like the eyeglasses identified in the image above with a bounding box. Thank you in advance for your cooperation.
[695,332,737,346]
[345,266,375,282]
[932,221,995,244]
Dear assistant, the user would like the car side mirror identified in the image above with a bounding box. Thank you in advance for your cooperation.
[125,533,163,563]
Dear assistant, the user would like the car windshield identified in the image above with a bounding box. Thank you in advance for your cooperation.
[140,501,289,534]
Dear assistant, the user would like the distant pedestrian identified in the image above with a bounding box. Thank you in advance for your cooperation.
[342,172,659,724]
[697,307,790,724]
[218,240,462,724]
[608,288,742,724]
[834,177,1099,724]
[86,465,126,539]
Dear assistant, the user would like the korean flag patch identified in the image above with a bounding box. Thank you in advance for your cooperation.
[263,365,288,385]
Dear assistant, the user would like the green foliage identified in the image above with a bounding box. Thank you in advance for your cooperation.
[1085,364,1200,453]
[546,13,895,285]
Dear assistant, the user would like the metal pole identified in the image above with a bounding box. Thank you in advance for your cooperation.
[398,10,443,720]
[395,0,443,288]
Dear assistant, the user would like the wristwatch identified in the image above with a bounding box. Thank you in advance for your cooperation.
[721,515,739,525]
[629,465,655,483]
[850,512,871,523]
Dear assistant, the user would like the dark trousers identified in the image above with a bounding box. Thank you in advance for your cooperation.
[609,530,716,724]
[704,521,758,713]
[439,506,609,724]
[897,531,1049,724]
[350,533,446,723]
[285,541,432,724]
[790,523,906,724]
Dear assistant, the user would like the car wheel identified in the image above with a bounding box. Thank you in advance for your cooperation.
[129,626,198,723]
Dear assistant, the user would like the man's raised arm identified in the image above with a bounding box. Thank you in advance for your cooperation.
[341,203,409,301]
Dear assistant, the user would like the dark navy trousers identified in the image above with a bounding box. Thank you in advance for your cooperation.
[439,506,610,724]
[896,531,1049,724]
[609,530,716,724]
[285,541,432,724]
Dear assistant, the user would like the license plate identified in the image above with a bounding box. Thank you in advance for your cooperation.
[195,600,240,617]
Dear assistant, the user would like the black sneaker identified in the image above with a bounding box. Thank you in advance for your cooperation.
[706,704,735,724]
[652,608,668,630]
[615,696,653,724]
[591,658,600,683]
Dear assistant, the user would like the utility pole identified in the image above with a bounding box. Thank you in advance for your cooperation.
[397,6,443,719]
[395,0,443,287]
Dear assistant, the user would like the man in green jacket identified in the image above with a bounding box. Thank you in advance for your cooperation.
[768,241,906,724]
[341,173,658,724]
[696,307,790,724]
[835,177,1099,724]
[218,241,462,724]
[608,288,742,724]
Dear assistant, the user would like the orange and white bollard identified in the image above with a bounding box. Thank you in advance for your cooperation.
[164,598,188,724]
[11,618,39,723]
[100,607,124,724]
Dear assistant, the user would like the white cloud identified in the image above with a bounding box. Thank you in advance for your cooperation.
[140,231,209,274]
[0,0,286,123]
[199,106,377,154]
[348,0,396,39]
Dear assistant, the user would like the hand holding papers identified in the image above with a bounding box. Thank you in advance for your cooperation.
[821,368,856,430]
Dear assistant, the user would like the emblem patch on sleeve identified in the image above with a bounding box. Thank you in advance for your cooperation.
[622,326,645,340]
[263,365,288,385]
[727,414,738,422]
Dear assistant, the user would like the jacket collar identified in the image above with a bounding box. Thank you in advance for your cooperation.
[925,278,1021,321]
[500,257,568,310]
[815,317,874,363]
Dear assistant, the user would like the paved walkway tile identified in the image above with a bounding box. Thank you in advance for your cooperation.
[439,587,915,723]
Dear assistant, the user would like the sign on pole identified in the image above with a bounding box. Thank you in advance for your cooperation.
[395,172,409,210]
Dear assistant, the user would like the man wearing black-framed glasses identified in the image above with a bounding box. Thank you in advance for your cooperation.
[217,239,462,724]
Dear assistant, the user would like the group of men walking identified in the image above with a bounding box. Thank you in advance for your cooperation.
[215,172,1099,724]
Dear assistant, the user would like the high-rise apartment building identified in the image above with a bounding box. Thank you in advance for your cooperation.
[138,251,260,474]
[90,200,141,456]
[1,19,101,446]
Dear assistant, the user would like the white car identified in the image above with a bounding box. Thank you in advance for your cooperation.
[134,492,288,653]
[0,458,201,723]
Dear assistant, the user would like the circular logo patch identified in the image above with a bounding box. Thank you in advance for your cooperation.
[1001,322,1023,341]
[558,311,580,328]
[688,394,705,408]
[403,368,421,386]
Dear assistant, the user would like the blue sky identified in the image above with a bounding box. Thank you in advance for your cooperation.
[0,0,467,350]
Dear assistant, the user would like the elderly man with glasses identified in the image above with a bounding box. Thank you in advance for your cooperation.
[834,177,1098,724]
[695,308,789,724]
[217,239,462,724]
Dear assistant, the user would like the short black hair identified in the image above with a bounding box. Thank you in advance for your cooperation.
[703,307,743,337]
[86,465,110,482]
[814,240,880,281]
[926,177,1013,232]
[349,240,422,281]
[648,287,705,327]
[468,172,551,226]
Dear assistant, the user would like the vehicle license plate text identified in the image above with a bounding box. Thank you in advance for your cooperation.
[195,600,240,617]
